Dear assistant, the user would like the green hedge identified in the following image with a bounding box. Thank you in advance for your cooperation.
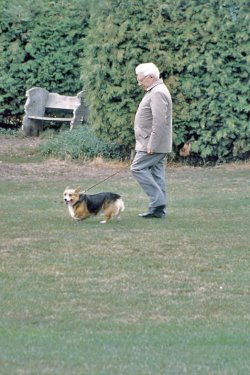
[0,0,249,163]
[0,0,89,126]
[81,0,249,163]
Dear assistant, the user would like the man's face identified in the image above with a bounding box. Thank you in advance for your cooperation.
[137,73,155,90]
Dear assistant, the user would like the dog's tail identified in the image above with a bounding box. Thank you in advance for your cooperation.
[116,198,125,213]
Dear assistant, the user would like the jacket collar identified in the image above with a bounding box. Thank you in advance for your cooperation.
[146,78,163,91]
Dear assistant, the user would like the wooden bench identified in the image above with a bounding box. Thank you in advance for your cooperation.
[22,87,88,136]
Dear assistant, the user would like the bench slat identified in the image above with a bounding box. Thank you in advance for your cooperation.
[28,116,73,122]
[46,93,79,109]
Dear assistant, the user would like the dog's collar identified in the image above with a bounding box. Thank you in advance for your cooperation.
[72,194,86,207]
[72,200,81,207]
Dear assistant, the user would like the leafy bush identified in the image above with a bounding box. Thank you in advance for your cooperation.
[0,0,89,126]
[38,126,125,160]
[1,0,249,163]
[81,0,249,163]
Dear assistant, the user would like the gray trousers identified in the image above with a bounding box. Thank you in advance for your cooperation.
[131,151,167,211]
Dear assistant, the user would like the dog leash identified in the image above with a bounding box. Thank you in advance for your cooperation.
[84,162,131,193]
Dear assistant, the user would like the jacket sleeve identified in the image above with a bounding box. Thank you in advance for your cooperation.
[148,91,169,151]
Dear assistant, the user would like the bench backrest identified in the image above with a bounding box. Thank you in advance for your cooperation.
[24,87,84,115]
[46,93,81,110]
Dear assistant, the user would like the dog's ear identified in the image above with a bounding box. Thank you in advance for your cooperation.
[75,186,81,193]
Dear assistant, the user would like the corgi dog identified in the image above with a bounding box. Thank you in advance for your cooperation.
[63,187,125,224]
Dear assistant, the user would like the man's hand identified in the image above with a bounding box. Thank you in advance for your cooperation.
[147,148,154,155]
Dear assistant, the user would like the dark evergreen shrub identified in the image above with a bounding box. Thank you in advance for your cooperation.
[81,0,249,163]
[0,0,249,163]
[0,0,89,126]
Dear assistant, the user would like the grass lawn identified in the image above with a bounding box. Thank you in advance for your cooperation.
[0,151,249,374]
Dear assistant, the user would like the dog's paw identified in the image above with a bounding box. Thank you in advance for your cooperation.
[100,220,107,224]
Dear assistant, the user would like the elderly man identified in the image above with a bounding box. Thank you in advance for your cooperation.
[131,62,172,218]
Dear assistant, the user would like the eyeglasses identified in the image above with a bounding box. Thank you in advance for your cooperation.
[137,75,149,86]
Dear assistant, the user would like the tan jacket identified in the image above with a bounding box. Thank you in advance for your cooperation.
[134,79,172,153]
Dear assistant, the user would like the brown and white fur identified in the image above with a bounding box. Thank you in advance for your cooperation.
[63,187,125,224]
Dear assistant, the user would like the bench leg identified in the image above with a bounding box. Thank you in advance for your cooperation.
[22,116,43,136]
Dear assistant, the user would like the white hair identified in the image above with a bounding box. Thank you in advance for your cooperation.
[135,63,160,79]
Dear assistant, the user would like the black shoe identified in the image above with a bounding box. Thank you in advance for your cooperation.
[138,212,156,218]
[138,206,166,218]
[154,205,166,214]
[153,210,166,218]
